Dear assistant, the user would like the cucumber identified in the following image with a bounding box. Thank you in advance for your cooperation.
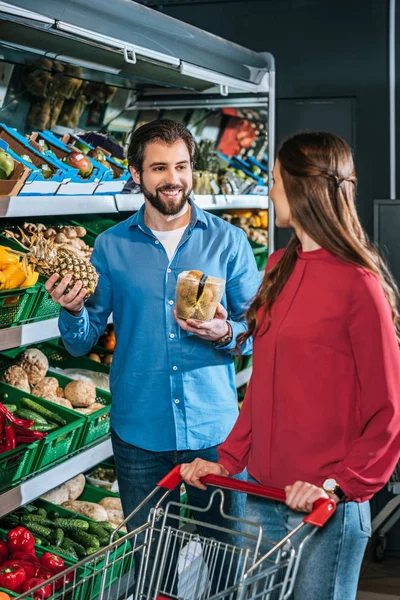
[15,409,48,424]
[54,518,89,532]
[69,529,100,550]
[31,423,59,432]
[62,538,85,558]
[49,527,64,547]
[35,536,50,546]
[3,404,17,413]
[36,508,47,517]
[22,520,52,538]
[19,503,38,514]
[20,397,67,426]
[46,544,78,561]
[21,514,54,527]
[47,510,60,520]
[87,522,110,545]
[97,521,114,533]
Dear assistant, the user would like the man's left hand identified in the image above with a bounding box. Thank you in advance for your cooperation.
[174,303,230,342]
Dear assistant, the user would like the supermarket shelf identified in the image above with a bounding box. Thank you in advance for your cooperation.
[115,193,268,212]
[0,313,113,351]
[0,195,118,217]
[0,438,113,517]
[235,366,252,388]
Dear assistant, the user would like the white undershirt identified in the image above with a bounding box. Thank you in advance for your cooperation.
[151,226,187,261]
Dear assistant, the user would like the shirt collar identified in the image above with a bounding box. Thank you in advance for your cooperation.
[128,198,208,230]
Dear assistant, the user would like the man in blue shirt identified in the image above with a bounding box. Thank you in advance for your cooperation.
[45,120,260,547]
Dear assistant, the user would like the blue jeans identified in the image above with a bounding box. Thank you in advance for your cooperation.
[111,429,247,590]
[245,476,370,600]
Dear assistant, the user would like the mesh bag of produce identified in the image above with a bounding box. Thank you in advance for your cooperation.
[176,270,225,322]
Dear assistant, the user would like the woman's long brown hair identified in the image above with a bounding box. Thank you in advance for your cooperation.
[237,132,400,350]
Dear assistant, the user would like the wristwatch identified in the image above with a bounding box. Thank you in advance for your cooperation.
[322,478,345,501]
[213,322,233,348]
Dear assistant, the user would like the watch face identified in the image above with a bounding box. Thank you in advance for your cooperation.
[323,478,337,493]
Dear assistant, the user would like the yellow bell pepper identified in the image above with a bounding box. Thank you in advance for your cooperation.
[0,263,26,290]
[20,267,39,288]
[0,247,19,270]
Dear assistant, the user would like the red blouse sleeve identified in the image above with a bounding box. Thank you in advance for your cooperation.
[334,271,400,501]
[218,378,253,475]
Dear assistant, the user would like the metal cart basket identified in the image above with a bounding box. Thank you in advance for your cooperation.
[15,467,336,600]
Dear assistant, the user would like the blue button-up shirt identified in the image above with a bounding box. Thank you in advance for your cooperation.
[59,201,260,451]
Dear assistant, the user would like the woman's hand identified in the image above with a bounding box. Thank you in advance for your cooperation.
[284,481,330,513]
[180,459,229,490]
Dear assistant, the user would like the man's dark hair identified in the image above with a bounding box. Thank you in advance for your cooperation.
[127,119,197,171]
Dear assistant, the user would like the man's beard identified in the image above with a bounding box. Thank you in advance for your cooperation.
[141,180,192,216]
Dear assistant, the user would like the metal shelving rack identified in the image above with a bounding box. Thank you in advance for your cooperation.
[0,0,274,508]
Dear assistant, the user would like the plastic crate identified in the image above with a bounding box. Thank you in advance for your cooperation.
[0,430,39,492]
[0,286,40,328]
[233,354,252,374]
[70,216,121,237]
[43,339,110,375]
[0,379,84,472]
[34,498,129,600]
[250,240,268,270]
[2,345,112,449]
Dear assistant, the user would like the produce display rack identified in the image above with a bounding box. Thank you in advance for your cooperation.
[0,0,273,531]
[0,437,113,518]
[0,193,269,217]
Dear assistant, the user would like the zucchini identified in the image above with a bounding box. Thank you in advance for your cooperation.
[54,518,89,532]
[22,520,52,538]
[49,527,65,547]
[20,397,67,426]
[15,409,48,424]
[69,530,100,550]
[62,538,85,558]
[31,423,59,432]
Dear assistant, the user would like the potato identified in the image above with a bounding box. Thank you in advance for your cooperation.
[61,500,108,521]
[99,497,122,511]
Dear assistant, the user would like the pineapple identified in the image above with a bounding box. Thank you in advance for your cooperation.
[5,230,98,296]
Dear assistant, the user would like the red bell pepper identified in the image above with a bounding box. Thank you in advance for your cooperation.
[0,540,8,564]
[0,565,27,592]
[55,571,73,591]
[2,560,36,580]
[10,551,38,563]
[34,565,52,580]
[21,577,52,599]
[39,552,64,575]
[7,527,35,553]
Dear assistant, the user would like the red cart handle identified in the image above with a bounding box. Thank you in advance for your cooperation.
[158,465,336,528]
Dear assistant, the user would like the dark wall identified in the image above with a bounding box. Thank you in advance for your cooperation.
[163,0,392,239]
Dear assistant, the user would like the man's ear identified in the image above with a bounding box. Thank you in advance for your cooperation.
[129,166,141,185]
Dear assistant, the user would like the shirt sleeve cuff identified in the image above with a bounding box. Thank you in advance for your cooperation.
[59,306,87,329]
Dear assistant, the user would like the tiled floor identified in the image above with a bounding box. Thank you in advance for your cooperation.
[357,556,400,600]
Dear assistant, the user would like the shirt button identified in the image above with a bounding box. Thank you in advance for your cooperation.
[170,333,175,339]
[174,399,180,404]
[169,300,174,305]
[78,319,83,324]
[155,240,160,245]
[173,366,178,371]
[167,268,172,273]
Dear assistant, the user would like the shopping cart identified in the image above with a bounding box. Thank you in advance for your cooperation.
[15,467,336,600]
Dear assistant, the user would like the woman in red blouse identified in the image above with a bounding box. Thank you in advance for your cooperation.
[181,132,400,599]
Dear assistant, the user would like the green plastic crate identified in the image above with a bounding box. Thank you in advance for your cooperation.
[0,379,84,473]
[70,216,121,237]
[43,339,110,375]
[0,285,40,328]
[0,424,39,492]
[2,345,112,450]
[31,285,60,322]
[250,240,268,270]
[34,498,129,600]
[233,354,252,374]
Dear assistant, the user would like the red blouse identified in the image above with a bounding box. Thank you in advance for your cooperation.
[218,246,400,501]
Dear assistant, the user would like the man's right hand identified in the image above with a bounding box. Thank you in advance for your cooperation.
[45,273,87,316]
